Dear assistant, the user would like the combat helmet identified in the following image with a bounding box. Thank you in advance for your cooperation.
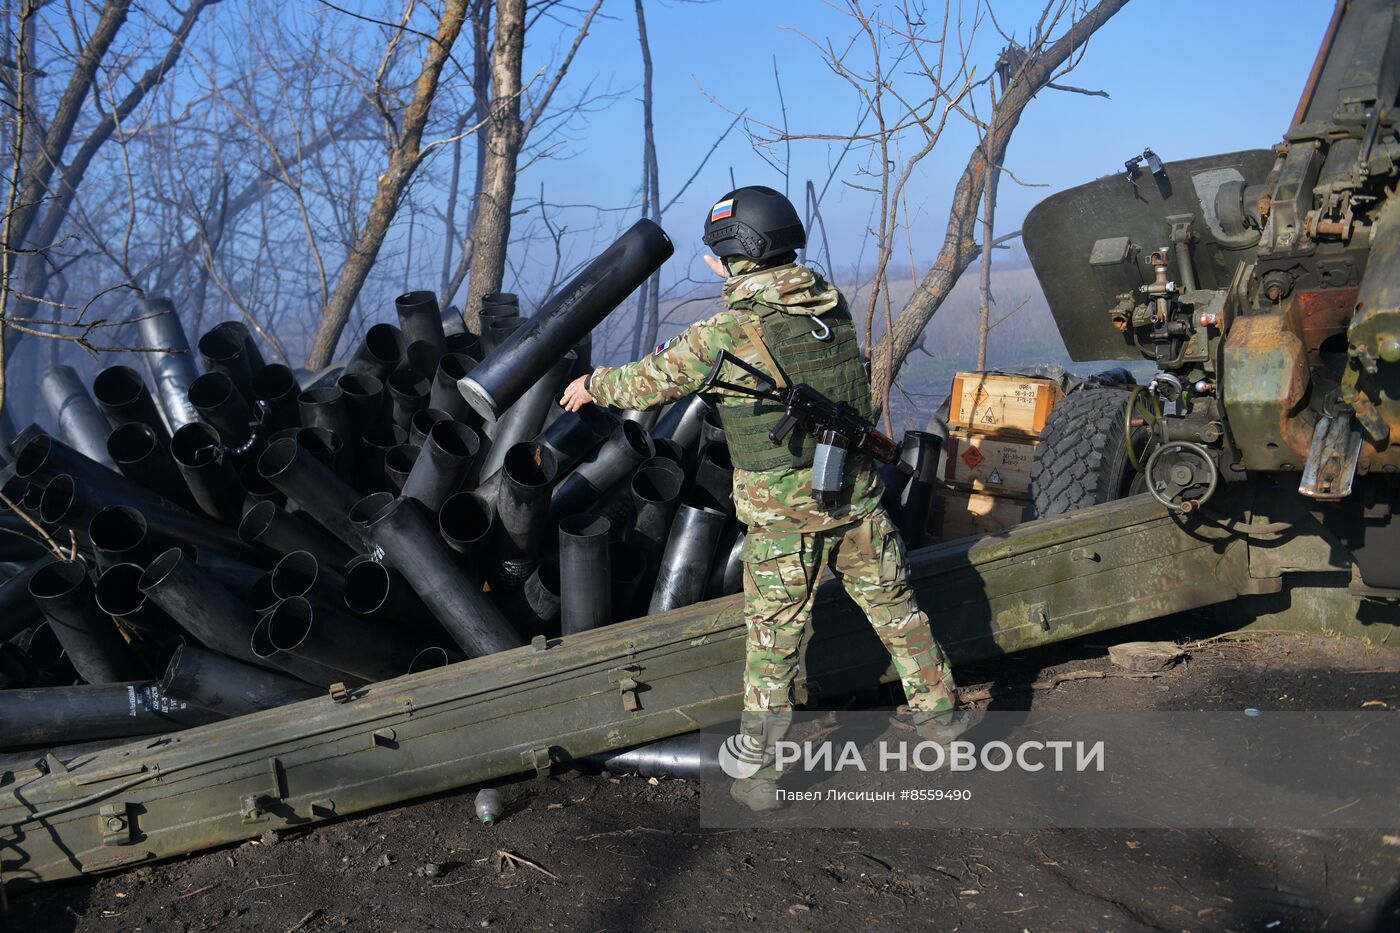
[702,186,806,263]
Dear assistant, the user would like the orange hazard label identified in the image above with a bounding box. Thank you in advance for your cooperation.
[961,446,985,470]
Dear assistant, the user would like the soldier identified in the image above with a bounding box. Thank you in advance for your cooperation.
[560,186,957,810]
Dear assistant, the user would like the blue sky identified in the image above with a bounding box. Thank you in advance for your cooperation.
[519,0,1335,279]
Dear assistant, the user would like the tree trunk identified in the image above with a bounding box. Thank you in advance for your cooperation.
[629,0,661,360]
[306,0,472,369]
[462,0,525,325]
[869,0,1128,416]
[976,90,998,372]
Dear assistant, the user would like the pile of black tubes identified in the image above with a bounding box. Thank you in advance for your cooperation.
[0,218,939,754]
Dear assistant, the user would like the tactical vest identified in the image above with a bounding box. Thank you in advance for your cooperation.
[718,297,871,472]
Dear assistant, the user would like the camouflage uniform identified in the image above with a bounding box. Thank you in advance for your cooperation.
[590,260,955,715]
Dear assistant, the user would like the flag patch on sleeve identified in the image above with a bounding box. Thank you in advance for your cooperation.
[710,198,734,221]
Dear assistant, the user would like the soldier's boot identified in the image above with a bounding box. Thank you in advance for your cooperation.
[728,710,792,813]
[893,703,973,745]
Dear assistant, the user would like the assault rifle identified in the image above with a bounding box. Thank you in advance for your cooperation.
[701,349,912,511]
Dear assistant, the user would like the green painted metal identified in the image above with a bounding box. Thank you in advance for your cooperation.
[5,489,1371,892]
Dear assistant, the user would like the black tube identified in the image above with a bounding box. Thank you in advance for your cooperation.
[343,558,436,629]
[39,365,116,468]
[258,436,369,552]
[647,501,726,614]
[481,291,520,309]
[550,420,654,522]
[402,420,479,511]
[438,491,493,577]
[700,408,726,451]
[0,682,225,748]
[359,423,408,494]
[93,365,170,444]
[270,549,346,611]
[106,421,199,513]
[498,559,560,638]
[188,371,258,450]
[247,571,282,616]
[441,304,466,337]
[38,474,92,547]
[387,369,430,433]
[458,220,674,420]
[161,644,320,716]
[478,316,524,355]
[345,322,405,382]
[0,406,15,459]
[337,371,386,433]
[135,297,201,431]
[396,290,447,361]
[268,596,423,682]
[895,431,940,549]
[88,505,152,570]
[559,515,611,634]
[7,422,44,459]
[94,562,181,644]
[404,339,443,381]
[298,385,357,467]
[707,524,746,599]
[689,442,735,516]
[171,421,243,524]
[250,614,362,689]
[189,545,270,595]
[409,407,453,447]
[140,547,268,664]
[408,645,465,673]
[429,352,478,424]
[16,432,119,490]
[251,363,302,433]
[610,541,646,622]
[239,458,283,509]
[296,426,353,485]
[29,559,139,683]
[0,557,54,641]
[650,394,711,450]
[477,351,574,479]
[651,437,683,466]
[362,496,523,656]
[533,404,616,473]
[295,364,346,391]
[197,320,257,400]
[495,442,558,587]
[627,460,683,556]
[620,408,659,431]
[446,330,481,360]
[20,433,254,559]
[384,443,419,491]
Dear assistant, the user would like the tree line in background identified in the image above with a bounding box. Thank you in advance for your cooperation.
[0,0,1126,433]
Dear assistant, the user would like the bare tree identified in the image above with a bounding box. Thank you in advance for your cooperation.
[306,0,475,369]
[629,0,662,359]
[868,0,1127,416]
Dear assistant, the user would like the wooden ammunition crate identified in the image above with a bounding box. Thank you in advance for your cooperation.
[930,489,1028,540]
[942,429,1034,498]
[947,372,1062,437]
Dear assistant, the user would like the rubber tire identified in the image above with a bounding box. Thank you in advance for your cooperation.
[1029,387,1134,518]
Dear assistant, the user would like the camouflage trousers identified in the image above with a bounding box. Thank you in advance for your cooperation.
[740,510,955,713]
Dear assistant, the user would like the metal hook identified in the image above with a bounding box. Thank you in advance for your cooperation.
[809,317,832,341]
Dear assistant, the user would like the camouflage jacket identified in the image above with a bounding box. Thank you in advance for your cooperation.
[590,261,882,534]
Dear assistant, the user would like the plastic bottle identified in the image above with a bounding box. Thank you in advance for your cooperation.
[474,787,501,824]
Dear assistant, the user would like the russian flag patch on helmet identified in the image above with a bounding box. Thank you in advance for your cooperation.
[710,198,734,221]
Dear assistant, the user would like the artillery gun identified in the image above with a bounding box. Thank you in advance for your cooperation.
[1025,0,1399,592]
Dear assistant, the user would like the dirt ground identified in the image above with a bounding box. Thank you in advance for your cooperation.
[9,617,1400,933]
